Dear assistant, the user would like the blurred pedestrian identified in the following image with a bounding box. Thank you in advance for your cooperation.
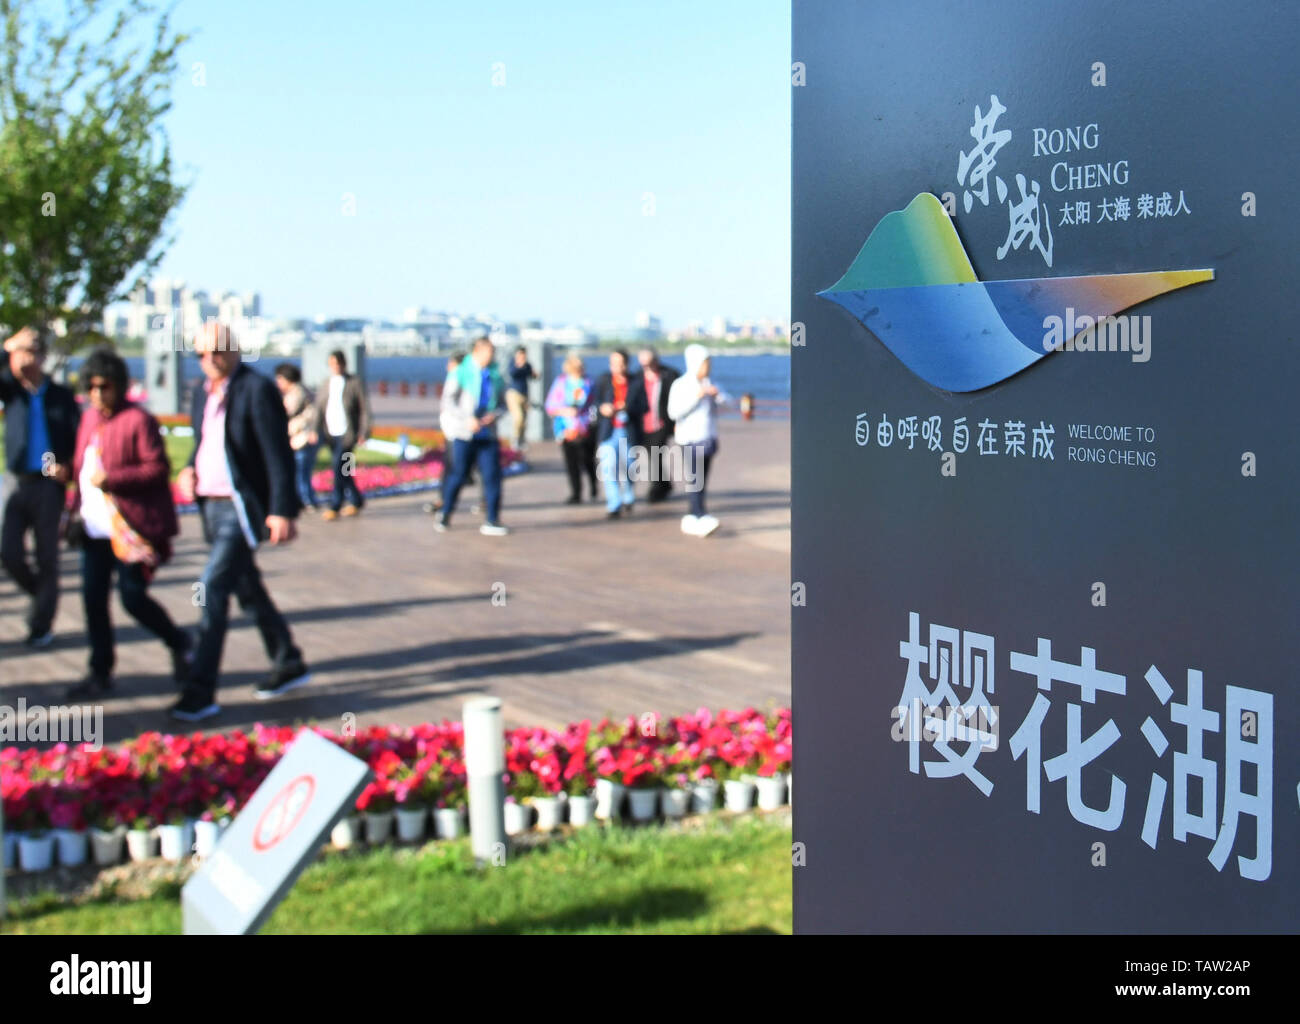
[505,345,537,453]
[592,349,647,519]
[436,336,508,535]
[0,326,80,647]
[637,347,679,503]
[173,323,309,721]
[544,354,597,504]
[428,351,476,514]
[66,348,189,699]
[275,363,320,512]
[313,349,369,520]
[668,344,724,537]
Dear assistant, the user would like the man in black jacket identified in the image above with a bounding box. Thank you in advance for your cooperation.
[636,347,680,503]
[174,323,309,721]
[1,327,80,646]
[591,349,648,518]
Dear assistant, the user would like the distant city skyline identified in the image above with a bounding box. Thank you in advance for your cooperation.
[106,275,788,340]
[148,0,791,329]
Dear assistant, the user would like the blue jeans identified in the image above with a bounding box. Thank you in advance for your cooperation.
[294,443,320,508]
[683,441,716,517]
[330,437,364,511]
[191,500,301,695]
[442,436,502,524]
[597,428,635,512]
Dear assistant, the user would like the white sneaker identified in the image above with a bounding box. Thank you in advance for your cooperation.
[695,515,720,537]
[480,523,510,536]
[681,514,700,535]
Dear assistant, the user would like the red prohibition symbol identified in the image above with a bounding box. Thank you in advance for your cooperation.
[253,774,316,852]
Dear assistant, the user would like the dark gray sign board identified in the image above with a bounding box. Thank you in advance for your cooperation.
[792,0,1298,932]
[182,729,370,935]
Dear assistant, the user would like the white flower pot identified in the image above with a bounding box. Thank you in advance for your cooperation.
[434,807,464,840]
[126,828,158,863]
[594,778,625,820]
[193,820,228,860]
[690,780,718,813]
[533,797,563,832]
[54,828,89,867]
[395,806,427,843]
[364,811,395,845]
[3,830,19,869]
[661,788,690,819]
[626,788,660,822]
[567,794,595,827]
[504,801,531,836]
[724,779,756,813]
[19,833,56,872]
[331,815,363,849]
[157,821,195,863]
[90,827,125,867]
[755,775,787,811]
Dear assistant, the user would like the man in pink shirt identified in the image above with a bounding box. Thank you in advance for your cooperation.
[173,323,309,721]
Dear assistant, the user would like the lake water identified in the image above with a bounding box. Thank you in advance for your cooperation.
[90,351,791,404]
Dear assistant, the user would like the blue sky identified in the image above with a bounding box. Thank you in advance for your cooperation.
[152,0,791,327]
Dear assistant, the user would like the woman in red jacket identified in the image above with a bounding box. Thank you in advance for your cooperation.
[66,349,189,699]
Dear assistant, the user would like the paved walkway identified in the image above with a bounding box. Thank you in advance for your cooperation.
[0,411,789,744]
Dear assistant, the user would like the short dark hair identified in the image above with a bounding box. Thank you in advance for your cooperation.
[275,362,301,384]
[611,348,629,363]
[329,349,347,370]
[81,347,129,396]
[514,345,526,356]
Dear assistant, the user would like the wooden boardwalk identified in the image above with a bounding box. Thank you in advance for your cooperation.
[0,407,789,745]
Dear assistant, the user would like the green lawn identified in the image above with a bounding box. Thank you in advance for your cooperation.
[2,814,792,935]
[0,421,396,481]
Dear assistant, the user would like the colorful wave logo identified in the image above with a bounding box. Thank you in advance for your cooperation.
[818,193,1213,392]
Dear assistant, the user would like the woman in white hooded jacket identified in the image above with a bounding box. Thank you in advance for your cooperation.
[667,344,725,537]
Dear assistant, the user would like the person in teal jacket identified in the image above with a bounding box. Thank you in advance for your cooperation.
[436,336,509,535]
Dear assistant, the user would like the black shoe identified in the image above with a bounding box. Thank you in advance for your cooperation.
[65,674,112,702]
[170,686,220,723]
[25,629,54,649]
[255,661,312,700]
[565,495,581,505]
[171,634,194,684]
[606,508,622,519]
[622,502,635,514]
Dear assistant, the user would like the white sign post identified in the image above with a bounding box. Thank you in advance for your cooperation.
[181,729,370,935]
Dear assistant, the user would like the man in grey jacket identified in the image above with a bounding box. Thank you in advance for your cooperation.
[313,349,370,520]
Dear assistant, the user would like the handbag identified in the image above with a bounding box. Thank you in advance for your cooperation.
[61,508,88,549]
[105,493,159,572]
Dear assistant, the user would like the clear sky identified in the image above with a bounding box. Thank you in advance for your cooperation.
[152,0,791,328]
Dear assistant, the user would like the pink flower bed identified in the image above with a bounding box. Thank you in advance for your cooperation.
[1,707,791,831]
[168,445,525,509]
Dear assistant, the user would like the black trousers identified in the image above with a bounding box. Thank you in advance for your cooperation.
[644,426,674,501]
[1,474,64,635]
[82,537,187,679]
[561,436,597,499]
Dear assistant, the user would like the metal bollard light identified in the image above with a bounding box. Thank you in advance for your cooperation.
[463,697,506,864]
